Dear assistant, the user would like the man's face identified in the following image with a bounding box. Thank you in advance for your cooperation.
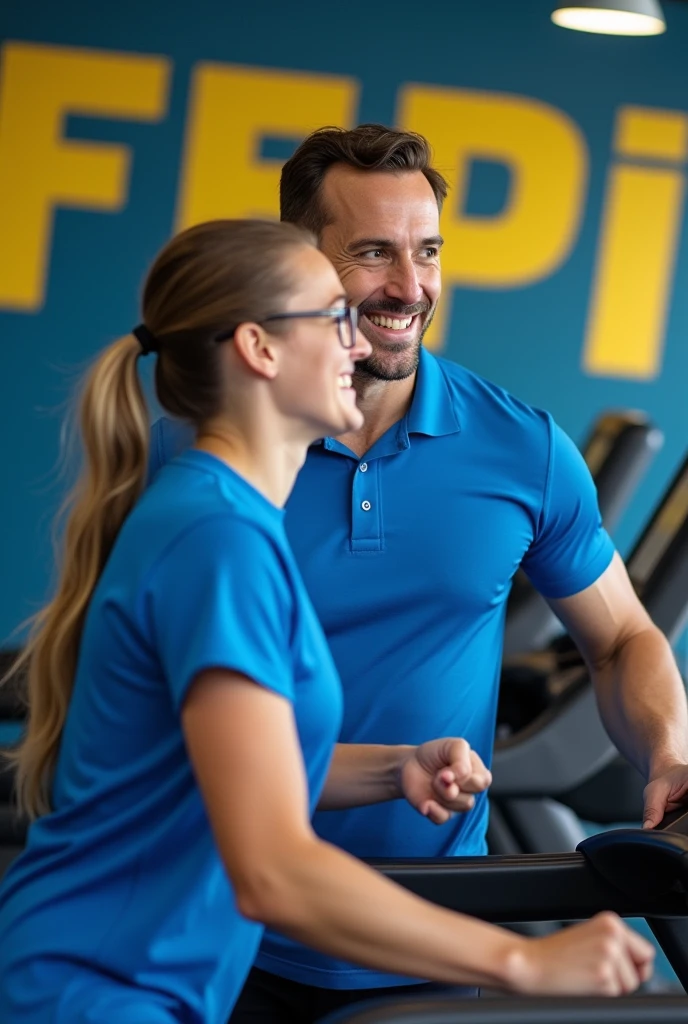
[318,166,442,382]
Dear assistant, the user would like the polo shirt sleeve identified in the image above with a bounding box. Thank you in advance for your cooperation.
[148,514,295,711]
[520,416,615,599]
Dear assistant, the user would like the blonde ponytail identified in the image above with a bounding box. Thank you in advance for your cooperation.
[4,219,317,819]
[8,334,149,818]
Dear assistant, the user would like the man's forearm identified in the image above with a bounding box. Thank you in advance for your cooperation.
[593,625,688,780]
[317,743,414,811]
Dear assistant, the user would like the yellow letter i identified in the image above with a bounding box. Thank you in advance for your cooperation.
[583,106,688,380]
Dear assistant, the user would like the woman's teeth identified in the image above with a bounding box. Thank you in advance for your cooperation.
[368,314,413,330]
[338,374,353,388]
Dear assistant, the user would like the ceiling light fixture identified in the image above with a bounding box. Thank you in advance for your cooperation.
[551,0,666,36]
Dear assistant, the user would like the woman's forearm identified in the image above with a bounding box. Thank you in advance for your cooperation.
[239,832,523,989]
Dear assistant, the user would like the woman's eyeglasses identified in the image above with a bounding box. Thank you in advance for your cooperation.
[216,306,358,350]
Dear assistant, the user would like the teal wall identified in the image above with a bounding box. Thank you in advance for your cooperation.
[1,0,687,645]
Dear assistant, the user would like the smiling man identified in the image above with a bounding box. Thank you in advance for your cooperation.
[148,125,688,1023]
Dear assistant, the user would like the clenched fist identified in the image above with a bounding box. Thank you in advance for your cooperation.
[400,738,492,824]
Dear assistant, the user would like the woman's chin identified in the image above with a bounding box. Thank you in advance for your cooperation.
[343,407,364,433]
[312,400,364,440]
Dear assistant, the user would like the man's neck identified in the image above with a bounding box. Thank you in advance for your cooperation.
[335,371,417,459]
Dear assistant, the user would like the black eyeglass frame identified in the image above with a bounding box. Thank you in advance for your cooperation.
[216,306,358,350]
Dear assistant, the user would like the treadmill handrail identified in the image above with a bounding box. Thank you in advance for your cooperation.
[319,995,688,1024]
[326,820,688,1022]
[370,815,688,922]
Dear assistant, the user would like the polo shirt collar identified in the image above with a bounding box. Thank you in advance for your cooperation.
[405,347,462,438]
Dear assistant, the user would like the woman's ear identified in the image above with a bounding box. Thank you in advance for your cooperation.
[231,322,280,380]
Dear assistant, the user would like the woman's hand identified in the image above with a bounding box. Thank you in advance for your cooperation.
[400,738,492,824]
[509,913,655,995]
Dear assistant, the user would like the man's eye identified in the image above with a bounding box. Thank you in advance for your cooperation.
[422,247,439,258]
[361,249,384,259]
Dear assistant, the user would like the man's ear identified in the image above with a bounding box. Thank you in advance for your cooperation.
[231,322,280,380]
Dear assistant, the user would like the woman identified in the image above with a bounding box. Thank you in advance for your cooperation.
[0,220,653,1023]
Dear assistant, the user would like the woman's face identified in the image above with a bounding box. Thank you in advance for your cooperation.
[270,245,371,439]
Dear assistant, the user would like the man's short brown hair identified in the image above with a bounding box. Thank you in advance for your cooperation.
[280,123,448,236]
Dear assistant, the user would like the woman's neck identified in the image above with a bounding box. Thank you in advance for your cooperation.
[195,420,308,509]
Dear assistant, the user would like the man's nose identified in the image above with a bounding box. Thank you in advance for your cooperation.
[385,256,424,306]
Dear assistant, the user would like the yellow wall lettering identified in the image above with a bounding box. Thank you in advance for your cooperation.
[176,64,358,229]
[0,42,170,311]
[397,86,588,350]
[584,107,688,379]
[615,106,688,163]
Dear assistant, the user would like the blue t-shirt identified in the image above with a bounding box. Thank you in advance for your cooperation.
[0,451,342,1023]
[148,350,615,989]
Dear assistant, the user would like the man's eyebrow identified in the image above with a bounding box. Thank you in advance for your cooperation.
[346,235,444,252]
[347,238,395,252]
[424,235,444,248]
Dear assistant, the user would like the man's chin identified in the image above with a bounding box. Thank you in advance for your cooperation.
[354,346,421,383]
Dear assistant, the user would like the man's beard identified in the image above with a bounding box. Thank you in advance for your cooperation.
[355,303,435,382]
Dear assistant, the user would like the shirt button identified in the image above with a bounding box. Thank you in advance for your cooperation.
[359,462,368,473]
[361,500,371,511]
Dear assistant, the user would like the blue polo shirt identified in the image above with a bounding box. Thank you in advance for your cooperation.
[149,349,614,989]
[0,451,342,1023]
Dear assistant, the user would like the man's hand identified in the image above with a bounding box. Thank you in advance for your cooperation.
[643,762,688,828]
[400,738,492,824]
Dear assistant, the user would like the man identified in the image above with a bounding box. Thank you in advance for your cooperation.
[149,124,688,1021]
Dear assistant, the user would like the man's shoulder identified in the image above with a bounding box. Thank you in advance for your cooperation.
[149,416,195,481]
[431,353,551,439]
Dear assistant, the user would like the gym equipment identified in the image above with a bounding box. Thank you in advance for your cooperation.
[322,807,688,1022]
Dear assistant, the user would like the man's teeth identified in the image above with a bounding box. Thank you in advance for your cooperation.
[338,374,352,388]
[368,314,413,330]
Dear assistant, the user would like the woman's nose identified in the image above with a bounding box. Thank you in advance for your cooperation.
[351,329,372,361]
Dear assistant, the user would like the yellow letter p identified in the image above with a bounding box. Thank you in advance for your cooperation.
[398,86,588,349]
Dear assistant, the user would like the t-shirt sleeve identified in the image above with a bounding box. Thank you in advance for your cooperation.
[147,417,196,485]
[521,416,615,599]
[148,515,295,711]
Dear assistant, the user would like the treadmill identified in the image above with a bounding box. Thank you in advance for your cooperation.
[321,807,688,1023]
[503,411,663,658]
[490,450,688,858]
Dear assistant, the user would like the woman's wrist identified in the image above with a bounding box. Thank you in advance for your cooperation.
[492,934,533,992]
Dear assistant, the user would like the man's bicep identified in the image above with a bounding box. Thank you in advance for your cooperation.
[548,552,654,668]
[522,421,614,599]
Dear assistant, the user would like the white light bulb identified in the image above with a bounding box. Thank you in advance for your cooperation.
[552,6,666,35]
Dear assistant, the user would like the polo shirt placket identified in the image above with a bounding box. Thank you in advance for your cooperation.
[323,430,413,554]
